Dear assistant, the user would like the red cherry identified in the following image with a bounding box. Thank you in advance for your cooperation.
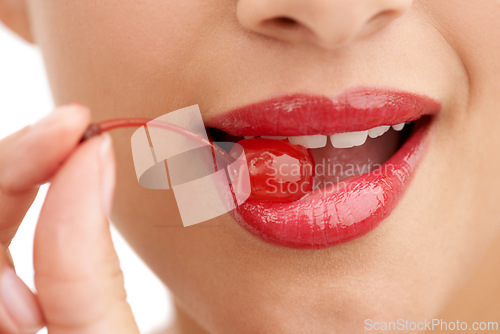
[232,138,315,202]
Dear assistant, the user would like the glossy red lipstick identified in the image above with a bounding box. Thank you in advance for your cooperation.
[209,88,440,136]
[208,88,441,249]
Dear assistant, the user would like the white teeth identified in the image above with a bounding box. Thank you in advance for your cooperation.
[392,123,405,131]
[244,136,255,139]
[330,131,368,149]
[261,136,287,140]
[244,122,408,150]
[368,125,391,139]
[288,135,328,148]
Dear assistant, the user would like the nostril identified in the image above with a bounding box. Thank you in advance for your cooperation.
[263,16,300,29]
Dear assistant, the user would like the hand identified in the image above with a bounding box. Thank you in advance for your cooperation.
[0,105,140,333]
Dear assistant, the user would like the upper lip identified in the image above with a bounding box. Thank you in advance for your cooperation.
[205,87,441,136]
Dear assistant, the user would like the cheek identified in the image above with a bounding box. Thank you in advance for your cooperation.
[427,0,500,232]
[26,0,222,114]
[421,0,500,98]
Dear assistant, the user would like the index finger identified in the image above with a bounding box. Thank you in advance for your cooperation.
[0,104,90,245]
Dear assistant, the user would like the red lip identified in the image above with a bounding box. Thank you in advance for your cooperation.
[208,88,441,136]
[207,88,441,249]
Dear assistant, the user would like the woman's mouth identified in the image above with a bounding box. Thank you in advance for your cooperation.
[205,88,441,249]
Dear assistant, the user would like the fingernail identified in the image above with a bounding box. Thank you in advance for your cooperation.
[31,104,88,131]
[99,133,116,216]
[1,267,43,333]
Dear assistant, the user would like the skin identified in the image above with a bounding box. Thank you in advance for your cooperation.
[0,0,499,333]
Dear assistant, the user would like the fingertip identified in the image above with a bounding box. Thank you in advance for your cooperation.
[0,104,94,193]
[31,103,91,133]
[35,133,110,253]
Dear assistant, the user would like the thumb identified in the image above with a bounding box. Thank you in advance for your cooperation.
[33,133,139,334]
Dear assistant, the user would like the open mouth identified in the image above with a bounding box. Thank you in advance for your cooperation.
[205,88,441,249]
[208,119,415,193]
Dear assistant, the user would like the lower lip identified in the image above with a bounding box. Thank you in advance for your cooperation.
[231,121,431,249]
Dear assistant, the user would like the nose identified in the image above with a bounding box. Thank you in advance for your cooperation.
[236,0,413,49]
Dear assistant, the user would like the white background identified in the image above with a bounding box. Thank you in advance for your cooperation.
[0,24,173,333]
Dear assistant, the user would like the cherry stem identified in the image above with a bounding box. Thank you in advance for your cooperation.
[81,118,236,168]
